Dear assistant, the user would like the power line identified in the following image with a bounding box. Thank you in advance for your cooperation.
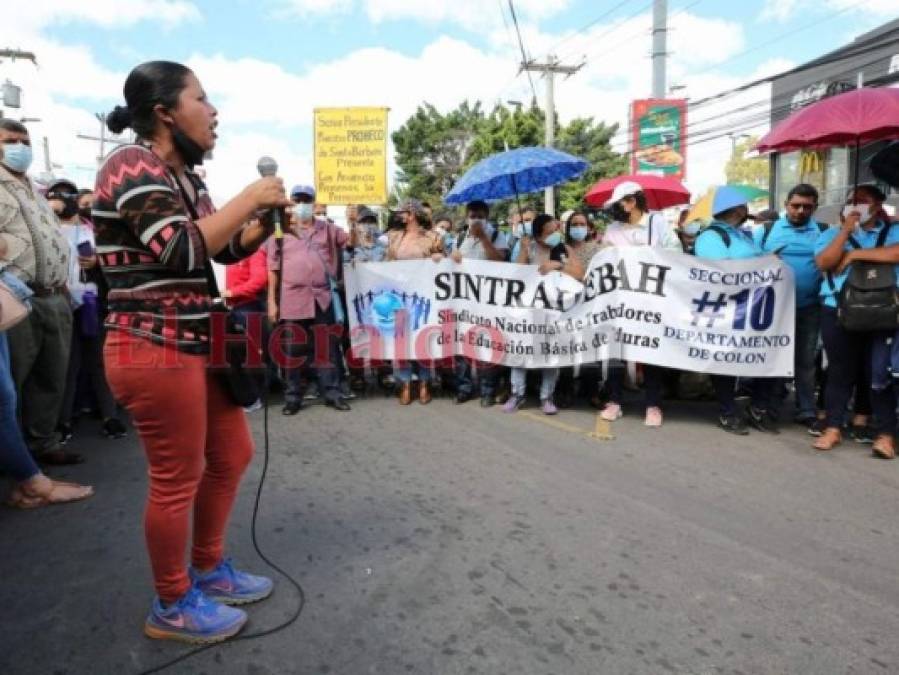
[535,0,641,63]
[606,37,899,154]
[684,0,868,89]
[507,0,538,101]
[568,0,702,69]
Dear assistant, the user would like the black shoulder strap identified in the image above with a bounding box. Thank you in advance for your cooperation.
[817,222,828,233]
[171,170,221,299]
[760,221,775,250]
[846,235,862,250]
[706,224,731,248]
[876,221,893,248]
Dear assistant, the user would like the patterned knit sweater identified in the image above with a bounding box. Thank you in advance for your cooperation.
[93,144,250,353]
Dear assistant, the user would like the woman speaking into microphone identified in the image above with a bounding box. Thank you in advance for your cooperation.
[95,61,290,644]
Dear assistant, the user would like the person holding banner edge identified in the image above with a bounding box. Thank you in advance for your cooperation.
[505,214,584,415]
[599,182,677,427]
[693,188,779,436]
[386,198,444,405]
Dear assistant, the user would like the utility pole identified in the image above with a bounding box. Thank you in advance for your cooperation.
[521,55,583,216]
[651,0,668,99]
[77,112,127,165]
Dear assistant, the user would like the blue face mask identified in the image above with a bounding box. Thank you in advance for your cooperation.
[544,231,563,248]
[569,225,589,241]
[1,142,33,174]
[293,203,314,220]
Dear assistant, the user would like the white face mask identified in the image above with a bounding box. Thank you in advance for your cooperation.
[843,203,872,223]
[376,234,389,247]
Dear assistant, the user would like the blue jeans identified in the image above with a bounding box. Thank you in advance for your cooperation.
[0,332,41,482]
[792,305,821,420]
[454,356,497,397]
[394,362,432,384]
[511,368,559,400]
[281,303,342,404]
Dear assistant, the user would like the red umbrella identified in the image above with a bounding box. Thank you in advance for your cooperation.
[585,174,690,210]
[755,87,899,153]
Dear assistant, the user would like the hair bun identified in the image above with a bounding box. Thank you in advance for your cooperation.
[106,105,133,134]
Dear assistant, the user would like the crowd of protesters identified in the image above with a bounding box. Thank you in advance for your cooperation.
[2,58,899,645]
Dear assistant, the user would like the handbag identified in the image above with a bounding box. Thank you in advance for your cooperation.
[0,274,30,331]
[173,170,265,406]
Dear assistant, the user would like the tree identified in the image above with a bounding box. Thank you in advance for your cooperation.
[555,118,627,212]
[391,100,627,219]
[391,101,486,206]
[725,135,769,188]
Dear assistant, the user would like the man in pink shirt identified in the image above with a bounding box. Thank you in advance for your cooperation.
[266,185,349,415]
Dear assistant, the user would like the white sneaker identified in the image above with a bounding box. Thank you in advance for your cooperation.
[644,406,663,427]
[600,402,622,421]
[243,399,263,413]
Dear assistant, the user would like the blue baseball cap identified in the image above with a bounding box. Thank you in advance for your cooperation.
[290,184,316,199]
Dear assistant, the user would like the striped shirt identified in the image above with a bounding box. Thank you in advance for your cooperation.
[93,144,249,353]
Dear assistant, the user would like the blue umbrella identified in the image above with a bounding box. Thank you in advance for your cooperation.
[444,147,589,205]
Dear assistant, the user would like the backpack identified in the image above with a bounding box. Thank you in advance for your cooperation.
[832,224,899,332]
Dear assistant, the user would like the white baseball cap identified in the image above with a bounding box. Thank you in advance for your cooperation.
[603,180,643,209]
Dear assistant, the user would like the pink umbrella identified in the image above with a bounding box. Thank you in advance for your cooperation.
[584,174,690,210]
[756,87,899,153]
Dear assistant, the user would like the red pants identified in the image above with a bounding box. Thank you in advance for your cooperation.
[104,331,254,602]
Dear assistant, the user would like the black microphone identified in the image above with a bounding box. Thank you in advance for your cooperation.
[256,156,283,240]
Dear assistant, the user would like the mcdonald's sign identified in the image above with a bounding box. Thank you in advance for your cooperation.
[800,151,823,175]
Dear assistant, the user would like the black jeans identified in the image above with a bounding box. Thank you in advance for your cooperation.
[280,303,342,404]
[820,308,893,433]
[711,376,775,417]
[607,363,663,409]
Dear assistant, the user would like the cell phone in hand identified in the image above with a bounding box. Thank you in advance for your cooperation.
[77,241,94,257]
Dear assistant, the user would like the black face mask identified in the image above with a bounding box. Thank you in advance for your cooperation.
[52,198,78,220]
[171,124,206,168]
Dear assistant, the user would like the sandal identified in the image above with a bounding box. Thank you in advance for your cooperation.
[37,450,85,466]
[6,479,94,510]
[872,434,896,460]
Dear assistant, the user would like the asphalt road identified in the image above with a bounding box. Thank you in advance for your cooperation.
[2,389,899,675]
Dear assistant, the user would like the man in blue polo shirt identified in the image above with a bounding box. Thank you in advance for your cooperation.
[754,184,826,429]
[694,187,778,435]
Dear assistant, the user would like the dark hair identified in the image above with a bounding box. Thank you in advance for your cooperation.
[627,191,648,213]
[786,183,819,203]
[107,61,193,139]
[434,213,453,226]
[0,119,28,135]
[78,188,94,197]
[853,184,887,203]
[532,214,555,240]
[466,200,489,215]
[565,209,590,235]
[522,205,537,216]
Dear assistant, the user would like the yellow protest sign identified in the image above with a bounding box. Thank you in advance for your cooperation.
[314,107,389,205]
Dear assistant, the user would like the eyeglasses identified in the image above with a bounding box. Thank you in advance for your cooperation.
[787,203,815,211]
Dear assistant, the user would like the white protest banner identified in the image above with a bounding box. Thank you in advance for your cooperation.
[344,247,796,377]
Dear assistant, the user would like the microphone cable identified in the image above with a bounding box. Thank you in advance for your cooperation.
[136,384,306,675]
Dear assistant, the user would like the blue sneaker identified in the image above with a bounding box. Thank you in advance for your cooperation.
[190,558,274,606]
[144,587,247,644]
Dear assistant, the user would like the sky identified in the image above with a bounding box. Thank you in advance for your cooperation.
[2,0,897,205]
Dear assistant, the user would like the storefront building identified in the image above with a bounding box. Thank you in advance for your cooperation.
[769,19,899,209]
